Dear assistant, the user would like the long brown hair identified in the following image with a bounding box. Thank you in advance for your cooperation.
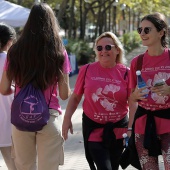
[7,3,65,90]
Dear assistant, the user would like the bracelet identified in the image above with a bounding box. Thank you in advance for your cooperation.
[127,127,132,131]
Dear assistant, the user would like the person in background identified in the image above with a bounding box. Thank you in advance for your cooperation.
[129,12,170,169]
[62,32,131,170]
[0,23,17,170]
[0,3,71,170]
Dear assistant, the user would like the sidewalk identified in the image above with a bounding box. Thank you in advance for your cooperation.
[0,46,165,170]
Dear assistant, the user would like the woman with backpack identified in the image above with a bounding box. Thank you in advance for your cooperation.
[0,3,71,170]
[128,12,170,169]
[0,23,17,170]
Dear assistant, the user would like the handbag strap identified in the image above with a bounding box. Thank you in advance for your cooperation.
[124,67,128,80]
[83,64,90,86]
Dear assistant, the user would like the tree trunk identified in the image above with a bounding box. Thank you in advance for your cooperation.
[68,0,75,38]
[128,7,131,32]
[17,0,22,5]
[108,7,111,31]
[112,6,117,34]
[81,1,90,40]
[79,0,83,39]
[132,11,136,30]
[122,9,126,34]
[57,0,69,24]
[137,12,141,28]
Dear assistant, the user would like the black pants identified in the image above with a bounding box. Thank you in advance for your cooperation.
[88,139,124,170]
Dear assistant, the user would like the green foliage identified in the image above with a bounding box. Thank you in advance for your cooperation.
[120,31,141,54]
[65,39,94,64]
[7,0,33,8]
[119,0,170,16]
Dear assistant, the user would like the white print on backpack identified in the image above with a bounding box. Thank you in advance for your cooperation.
[19,95,43,123]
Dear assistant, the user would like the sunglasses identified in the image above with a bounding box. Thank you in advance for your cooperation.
[96,45,115,51]
[137,27,152,34]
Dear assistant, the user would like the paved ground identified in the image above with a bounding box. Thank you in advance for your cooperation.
[0,45,165,170]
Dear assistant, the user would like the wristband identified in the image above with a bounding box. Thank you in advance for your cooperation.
[127,127,132,131]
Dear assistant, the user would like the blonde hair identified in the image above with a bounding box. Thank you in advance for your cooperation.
[94,32,126,64]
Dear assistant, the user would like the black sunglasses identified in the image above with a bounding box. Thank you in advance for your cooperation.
[137,27,152,34]
[96,45,115,51]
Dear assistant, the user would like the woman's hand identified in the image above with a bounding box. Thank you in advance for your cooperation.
[127,130,132,138]
[62,93,82,140]
[151,83,170,96]
[130,86,148,102]
[62,116,73,140]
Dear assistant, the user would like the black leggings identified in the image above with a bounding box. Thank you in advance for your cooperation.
[88,139,124,170]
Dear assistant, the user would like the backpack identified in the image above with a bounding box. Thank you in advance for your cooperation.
[11,83,53,132]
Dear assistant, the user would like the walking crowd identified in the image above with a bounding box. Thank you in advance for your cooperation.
[0,2,170,170]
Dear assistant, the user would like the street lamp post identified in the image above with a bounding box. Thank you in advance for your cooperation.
[127,6,131,32]
[112,0,119,34]
[120,3,126,34]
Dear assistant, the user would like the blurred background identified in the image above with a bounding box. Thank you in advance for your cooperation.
[1,0,170,75]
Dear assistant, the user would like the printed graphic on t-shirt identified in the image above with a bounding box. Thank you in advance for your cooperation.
[92,84,120,121]
[145,72,170,104]
[139,70,170,110]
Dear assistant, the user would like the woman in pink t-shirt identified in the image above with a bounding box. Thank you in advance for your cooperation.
[0,3,71,170]
[62,32,131,170]
[129,12,170,169]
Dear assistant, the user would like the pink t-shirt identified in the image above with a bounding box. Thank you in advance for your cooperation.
[129,48,170,134]
[74,62,130,141]
[4,50,71,114]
